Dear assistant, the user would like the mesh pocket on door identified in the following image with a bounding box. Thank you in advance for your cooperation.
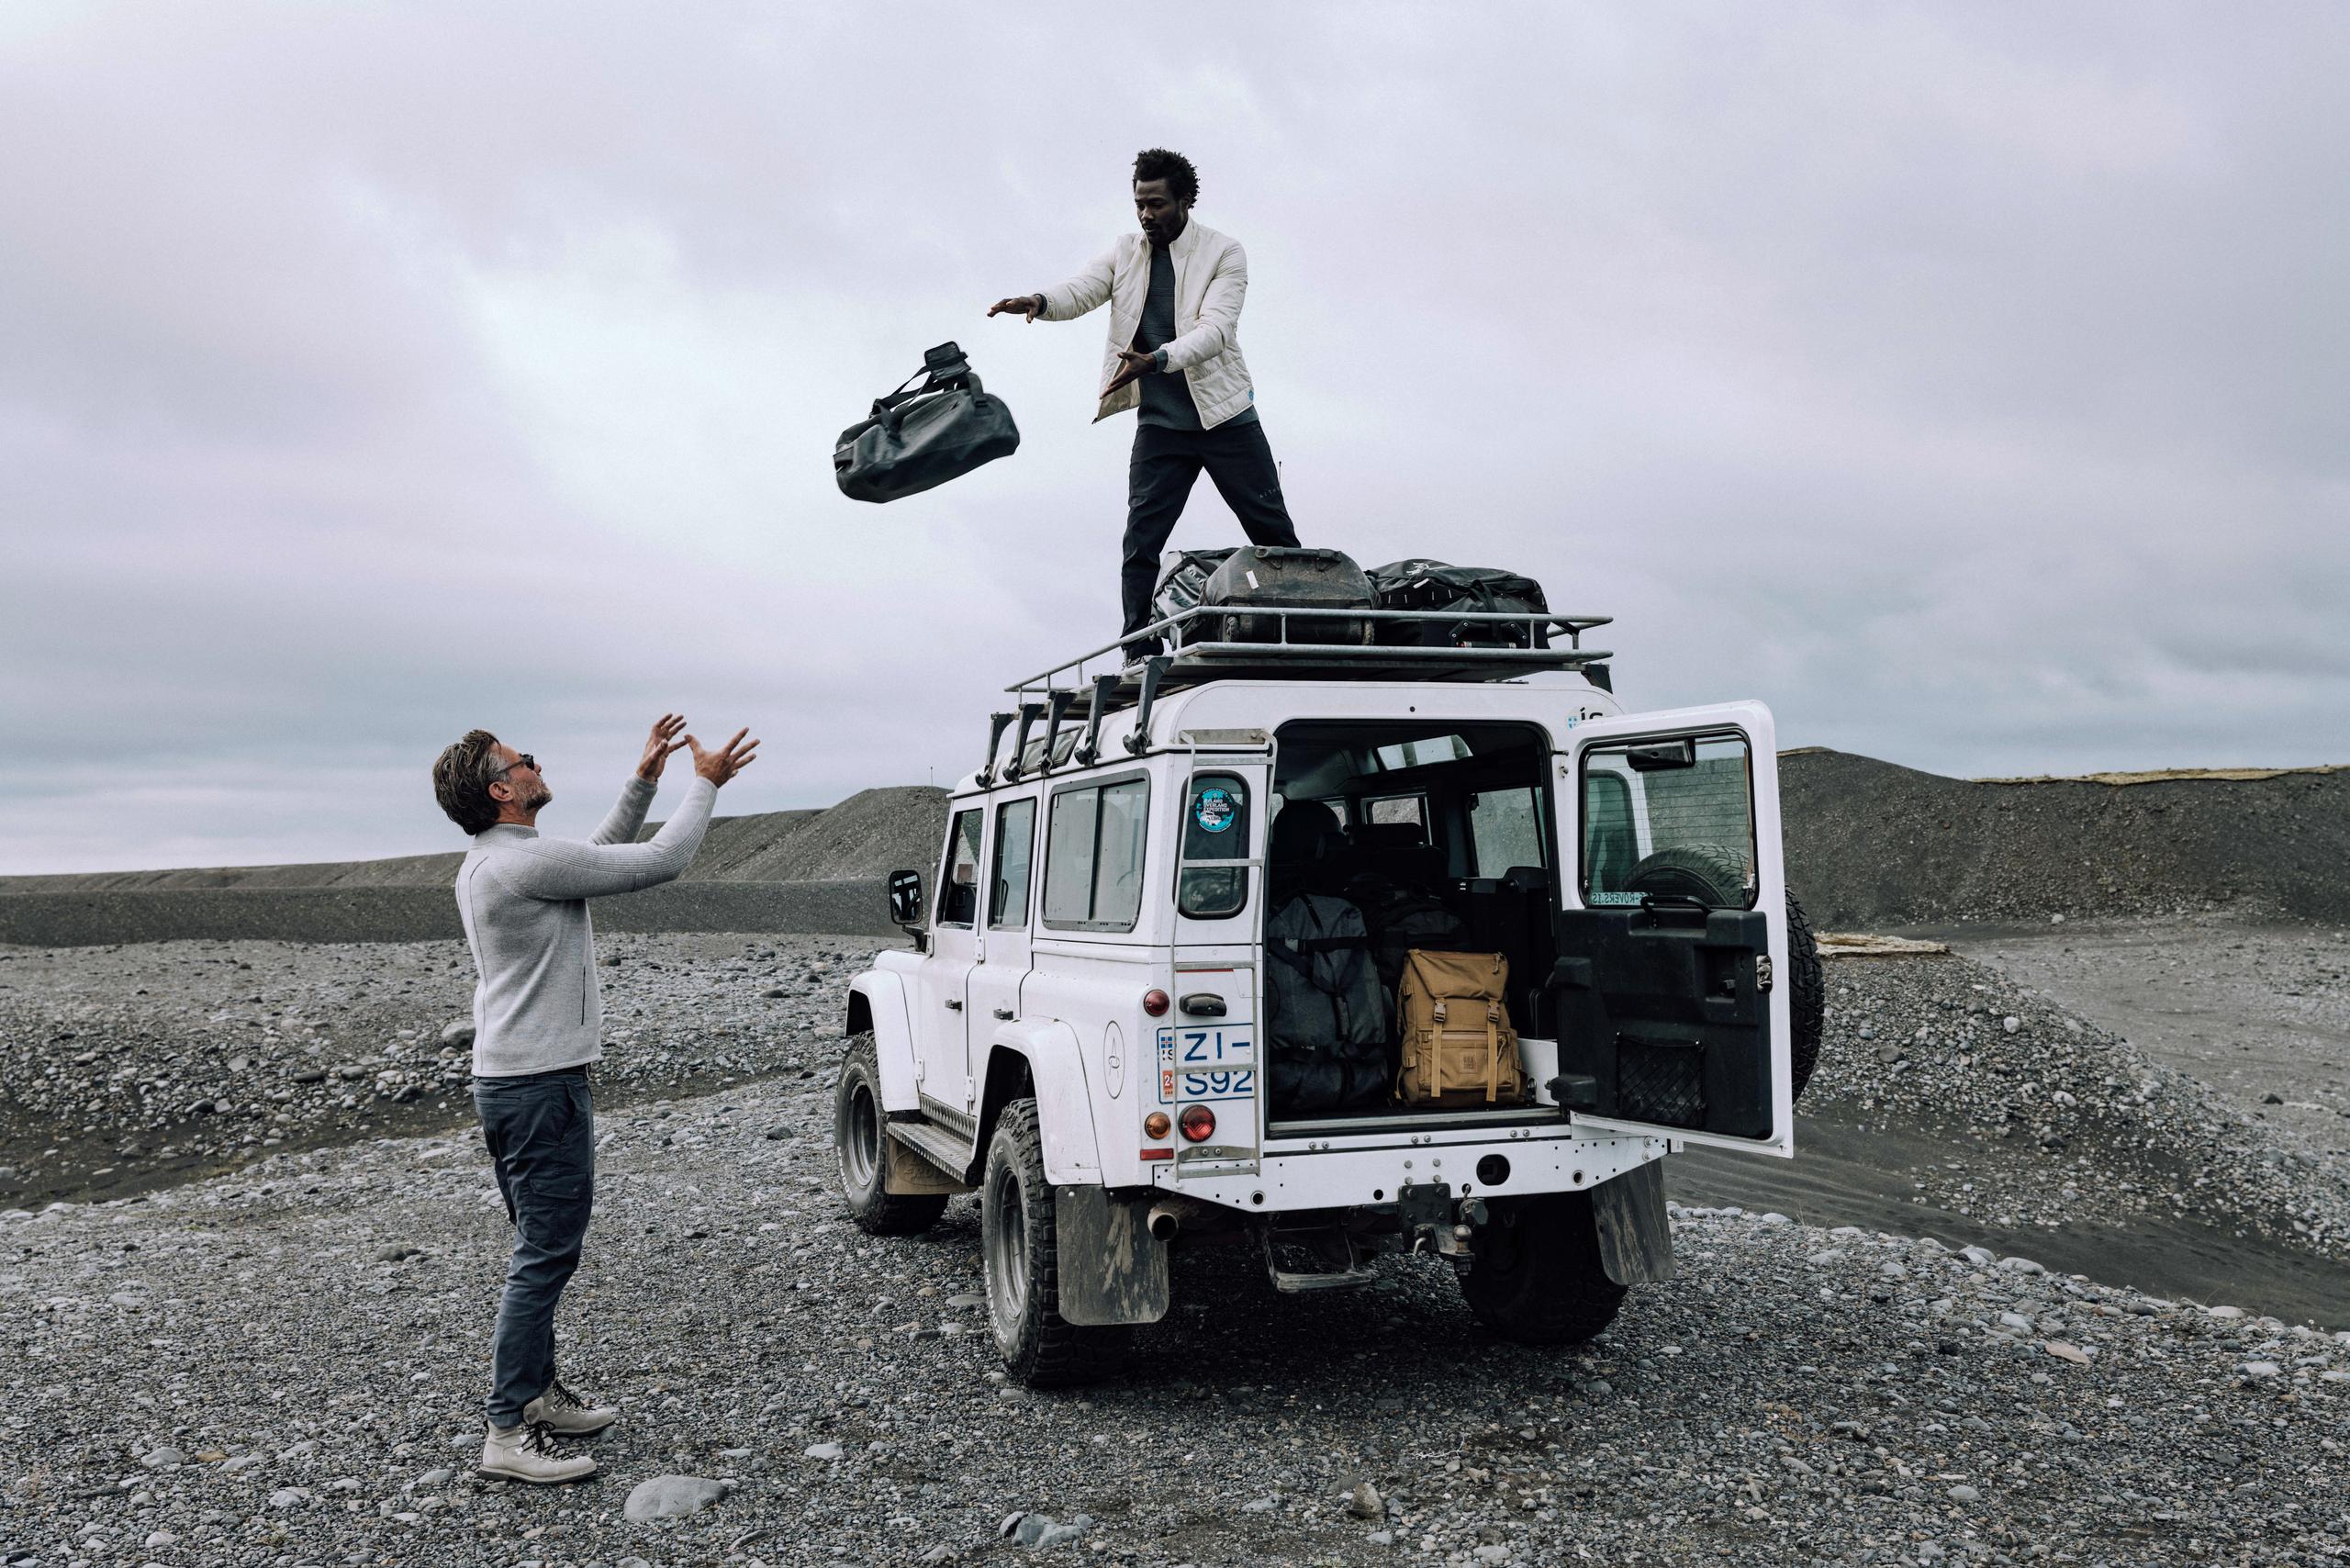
[1616,1037,1706,1128]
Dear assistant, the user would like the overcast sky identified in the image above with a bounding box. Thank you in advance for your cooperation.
[5,3,2345,874]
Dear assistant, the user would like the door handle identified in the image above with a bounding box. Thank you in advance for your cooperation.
[945,998,963,1011]
[993,1006,1015,1021]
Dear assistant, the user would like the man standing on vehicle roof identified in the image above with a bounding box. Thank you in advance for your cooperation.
[431,714,759,1485]
[990,147,1301,664]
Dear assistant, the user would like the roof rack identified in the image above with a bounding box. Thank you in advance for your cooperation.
[975,604,1615,778]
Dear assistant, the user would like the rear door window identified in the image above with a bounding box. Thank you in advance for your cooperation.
[1179,773,1252,918]
[1580,734,1757,908]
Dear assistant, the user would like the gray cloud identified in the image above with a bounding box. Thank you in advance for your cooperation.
[4,3,2344,871]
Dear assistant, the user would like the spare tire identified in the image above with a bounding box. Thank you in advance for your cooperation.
[1621,846,1824,1103]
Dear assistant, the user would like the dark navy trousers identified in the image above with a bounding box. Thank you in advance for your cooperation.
[473,1066,595,1428]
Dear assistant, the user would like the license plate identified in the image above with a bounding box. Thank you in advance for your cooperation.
[1158,1026,1253,1103]
[1175,1068,1255,1103]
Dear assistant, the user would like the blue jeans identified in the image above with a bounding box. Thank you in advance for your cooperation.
[473,1067,595,1428]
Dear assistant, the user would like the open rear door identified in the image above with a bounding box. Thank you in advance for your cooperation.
[1549,701,1793,1157]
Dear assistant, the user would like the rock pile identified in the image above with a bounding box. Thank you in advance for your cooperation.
[1807,951,2350,1261]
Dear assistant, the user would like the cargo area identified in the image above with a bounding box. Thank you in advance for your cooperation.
[1260,717,1776,1140]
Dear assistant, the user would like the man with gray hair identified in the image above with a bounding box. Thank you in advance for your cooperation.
[431,714,758,1484]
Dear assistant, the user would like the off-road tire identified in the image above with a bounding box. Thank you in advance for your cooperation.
[834,1033,947,1236]
[1623,846,1826,1102]
[1458,1191,1627,1346]
[980,1099,1129,1386]
[1785,893,1824,1102]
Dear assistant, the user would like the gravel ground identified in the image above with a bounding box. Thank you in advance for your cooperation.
[1947,920,2350,1160]
[5,933,2348,1566]
[6,1074,2348,1568]
[0,936,890,1209]
[1804,951,2350,1265]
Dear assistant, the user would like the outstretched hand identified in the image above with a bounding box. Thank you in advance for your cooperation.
[1102,347,1156,396]
[987,294,1045,321]
[688,727,760,788]
[635,713,688,781]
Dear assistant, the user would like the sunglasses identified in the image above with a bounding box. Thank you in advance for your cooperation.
[491,753,538,777]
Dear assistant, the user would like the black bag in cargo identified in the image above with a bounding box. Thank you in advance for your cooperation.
[1196,546,1376,647]
[834,342,1020,503]
[1366,558,1551,647]
[1151,547,1238,645]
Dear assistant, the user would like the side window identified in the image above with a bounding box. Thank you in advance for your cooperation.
[1043,777,1151,932]
[936,808,982,927]
[989,798,1036,929]
[1178,773,1251,919]
[1468,786,1548,876]
[1581,734,1756,908]
[1364,793,1426,829]
[1092,779,1148,929]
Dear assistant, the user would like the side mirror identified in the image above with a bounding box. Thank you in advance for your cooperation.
[887,868,924,928]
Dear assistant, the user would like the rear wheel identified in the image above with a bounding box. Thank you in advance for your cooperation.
[1623,846,1825,1102]
[834,1033,947,1236]
[980,1099,1128,1385]
[1458,1192,1626,1346]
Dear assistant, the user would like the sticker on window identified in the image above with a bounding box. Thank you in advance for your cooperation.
[1192,786,1237,834]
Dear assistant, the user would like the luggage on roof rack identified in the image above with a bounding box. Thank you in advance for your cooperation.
[1367,559,1551,648]
[1196,546,1376,647]
[1152,548,1238,644]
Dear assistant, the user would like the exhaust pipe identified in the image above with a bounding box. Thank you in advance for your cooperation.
[1147,1201,1184,1241]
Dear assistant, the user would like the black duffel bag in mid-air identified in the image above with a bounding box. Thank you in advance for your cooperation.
[1365,558,1553,647]
[834,342,1020,503]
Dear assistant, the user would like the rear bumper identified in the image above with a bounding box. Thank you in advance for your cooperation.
[1153,1126,1668,1214]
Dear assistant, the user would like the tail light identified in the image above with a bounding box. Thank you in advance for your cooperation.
[1142,989,1170,1017]
[1178,1103,1216,1142]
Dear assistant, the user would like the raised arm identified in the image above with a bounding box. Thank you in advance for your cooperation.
[1158,239,1246,373]
[493,778,718,900]
[589,713,688,845]
[494,727,758,902]
[1036,245,1119,322]
[588,777,656,846]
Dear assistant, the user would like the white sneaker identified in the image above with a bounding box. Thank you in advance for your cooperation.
[522,1377,619,1437]
[478,1420,597,1484]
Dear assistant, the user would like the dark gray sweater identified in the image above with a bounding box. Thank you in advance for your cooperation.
[455,774,717,1077]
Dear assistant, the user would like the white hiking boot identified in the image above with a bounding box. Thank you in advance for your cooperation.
[522,1377,619,1437]
[478,1419,597,1484]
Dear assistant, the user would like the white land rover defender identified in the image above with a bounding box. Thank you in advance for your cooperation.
[834,581,1822,1385]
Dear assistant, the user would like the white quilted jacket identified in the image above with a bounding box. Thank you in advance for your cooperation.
[1038,219,1258,430]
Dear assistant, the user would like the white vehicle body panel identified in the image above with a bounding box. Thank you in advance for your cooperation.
[852,668,1790,1212]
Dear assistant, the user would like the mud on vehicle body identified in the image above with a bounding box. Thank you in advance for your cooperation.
[834,594,1822,1383]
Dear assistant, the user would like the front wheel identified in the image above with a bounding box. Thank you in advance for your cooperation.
[980,1100,1128,1385]
[834,1033,947,1236]
[1457,1192,1627,1346]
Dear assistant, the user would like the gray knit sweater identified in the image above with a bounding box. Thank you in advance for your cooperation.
[456,774,717,1078]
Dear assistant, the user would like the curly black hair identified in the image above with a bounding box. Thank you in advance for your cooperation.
[1132,148,1199,206]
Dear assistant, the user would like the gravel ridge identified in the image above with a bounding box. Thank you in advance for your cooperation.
[0,935,885,1208]
[1807,952,2350,1263]
[6,1076,2348,1568]
[1782,751,2350,928]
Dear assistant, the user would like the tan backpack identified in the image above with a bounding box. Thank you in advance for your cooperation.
[1395,949,1528,1107]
